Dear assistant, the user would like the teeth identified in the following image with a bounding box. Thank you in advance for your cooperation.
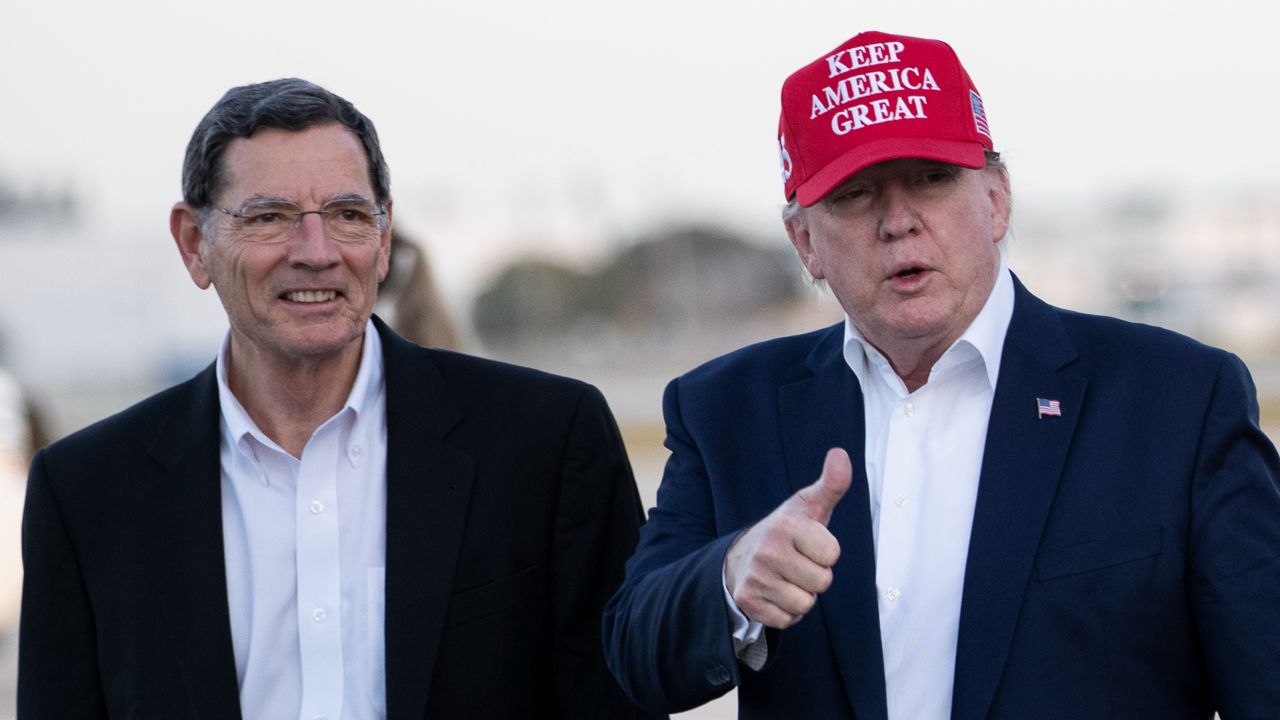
[285,290,337,303]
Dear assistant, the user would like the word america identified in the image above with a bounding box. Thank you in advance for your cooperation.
[811,42,942,135]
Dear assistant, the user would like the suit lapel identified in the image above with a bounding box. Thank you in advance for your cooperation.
[376,319,477,720]
[778,325,888,720]
[951,279,1086,720]
[137,365,243,719]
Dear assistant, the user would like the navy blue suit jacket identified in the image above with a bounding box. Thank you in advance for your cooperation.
[604,278,1280,719]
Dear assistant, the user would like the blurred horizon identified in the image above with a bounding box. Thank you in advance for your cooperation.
[2,2,1278,717]
[5,1,1278,373]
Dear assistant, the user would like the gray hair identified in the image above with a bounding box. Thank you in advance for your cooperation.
[181,78,391,212]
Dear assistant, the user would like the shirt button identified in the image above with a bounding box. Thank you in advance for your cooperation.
[895,495,909,508]
[310,500,324,514]
[886,586,901,602]
[903,402,915,417]
[312,607,327,622]
[351,444,362,456]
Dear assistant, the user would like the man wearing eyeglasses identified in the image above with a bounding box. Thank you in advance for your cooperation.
[19,78,660,719]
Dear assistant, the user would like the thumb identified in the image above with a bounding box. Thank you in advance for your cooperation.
[791,447,852,526]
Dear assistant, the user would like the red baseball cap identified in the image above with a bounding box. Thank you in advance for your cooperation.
[778,31,995,206]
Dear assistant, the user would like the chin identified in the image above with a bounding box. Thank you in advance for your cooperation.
[278,326,364,358]
[882,310,946,335]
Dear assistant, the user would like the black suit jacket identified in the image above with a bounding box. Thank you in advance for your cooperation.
[20,319,659,719]
[604,278,1280,718]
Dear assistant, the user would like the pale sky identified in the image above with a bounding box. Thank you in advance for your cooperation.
[5,0,1276,230]
[1,0,1277,382]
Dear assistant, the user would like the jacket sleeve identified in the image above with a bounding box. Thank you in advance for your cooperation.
[18,449,109,719]
[602,377,750,714]
[1187,353,1280,716]
[551,384,667,719]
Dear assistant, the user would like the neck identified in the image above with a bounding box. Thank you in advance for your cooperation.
[225,335,364,458]
[874,340,949,394]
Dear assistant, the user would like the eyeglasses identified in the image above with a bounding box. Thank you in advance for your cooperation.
[215,198,387,243]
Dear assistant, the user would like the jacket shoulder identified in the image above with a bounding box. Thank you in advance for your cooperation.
[1053,306,1232,370]
[416,347,604,410]
[39,370,211,466]
[425,347,593,390]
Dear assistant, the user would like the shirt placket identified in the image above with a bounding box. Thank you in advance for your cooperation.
[876,389,926,675]
[296,423,345,719]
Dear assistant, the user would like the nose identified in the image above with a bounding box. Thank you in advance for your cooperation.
[876,183,921,241]
[287,213,341,268]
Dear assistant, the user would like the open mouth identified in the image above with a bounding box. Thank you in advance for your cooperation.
[892,266,927,280]
[283,290,338,303]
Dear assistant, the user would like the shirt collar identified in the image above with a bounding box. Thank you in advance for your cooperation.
[842,257,1014,391]
[216,320,384,450]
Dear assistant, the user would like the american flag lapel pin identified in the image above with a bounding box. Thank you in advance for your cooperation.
[1037,397,1062,418]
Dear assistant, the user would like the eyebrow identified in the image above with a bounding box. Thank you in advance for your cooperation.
[235,193,376,210]
[236,195,295,210]
[320,193,377,207]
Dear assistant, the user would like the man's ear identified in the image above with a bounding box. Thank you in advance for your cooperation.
[784,210,825,280]
[170,202,212,289]
[985,167,1012,244]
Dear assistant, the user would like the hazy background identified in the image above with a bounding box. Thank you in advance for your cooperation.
[2,1,1278,716]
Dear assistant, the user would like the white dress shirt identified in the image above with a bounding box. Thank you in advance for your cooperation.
[217,321,388,720]
[728,263,1014,720]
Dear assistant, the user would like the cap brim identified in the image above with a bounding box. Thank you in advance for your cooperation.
[794,138,988,207]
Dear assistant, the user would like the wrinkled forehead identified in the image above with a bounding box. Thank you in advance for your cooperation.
[218,124,376,205]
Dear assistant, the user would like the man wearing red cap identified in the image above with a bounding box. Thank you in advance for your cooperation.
[604,31,1280,719]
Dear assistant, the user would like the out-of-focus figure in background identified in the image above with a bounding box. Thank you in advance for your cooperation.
[0,368,30,630]
[1,340,49,708]
[376,229,463,351]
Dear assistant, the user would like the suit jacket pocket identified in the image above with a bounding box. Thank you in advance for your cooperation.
[443,564,541,628]
[1037,527,1163,581]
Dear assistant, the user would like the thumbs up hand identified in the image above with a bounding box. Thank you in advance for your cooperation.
[724,448,852,629]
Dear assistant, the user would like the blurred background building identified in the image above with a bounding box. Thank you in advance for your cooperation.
[1,1,1277,717]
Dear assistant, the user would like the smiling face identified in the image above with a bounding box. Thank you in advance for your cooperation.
[786,157,1009,368]
[172,123,392,370]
